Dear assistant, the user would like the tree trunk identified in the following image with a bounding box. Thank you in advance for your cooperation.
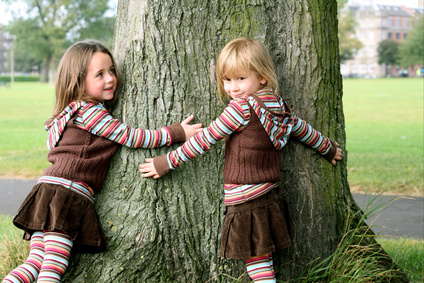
[63,0,408,282]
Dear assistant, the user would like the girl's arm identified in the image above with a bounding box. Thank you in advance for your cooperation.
[77,103,202,148]
[290,115,342,165]
[140,100,250,178]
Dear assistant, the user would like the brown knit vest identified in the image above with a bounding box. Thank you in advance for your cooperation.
[223,106,281,184]
[42,117,119,193]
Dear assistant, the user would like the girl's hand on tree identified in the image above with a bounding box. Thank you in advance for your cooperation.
[139,158,161,179]
[180,115,203,140]
[331,142,343,166]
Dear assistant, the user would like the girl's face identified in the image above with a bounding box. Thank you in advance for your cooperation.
[84,52,117,102]
[223,71,266,100]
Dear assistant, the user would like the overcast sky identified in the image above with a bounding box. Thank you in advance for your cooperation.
[0,0,420,26]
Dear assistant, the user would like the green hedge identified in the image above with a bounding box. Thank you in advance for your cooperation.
[0,76,40,83]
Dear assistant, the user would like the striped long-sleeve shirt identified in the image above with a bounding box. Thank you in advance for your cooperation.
[74,103,171,148]
[156,89,334,205]
[46,101,172,150]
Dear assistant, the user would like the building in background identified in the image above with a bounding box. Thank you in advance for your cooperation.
[341,0,423,78]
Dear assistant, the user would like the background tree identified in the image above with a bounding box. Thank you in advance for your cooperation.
[337,0,363,63]
[399,16,424,68]
[11,50,42,74]
[2,0,115,82]
[377,39,400,77]
[63,0,407,282]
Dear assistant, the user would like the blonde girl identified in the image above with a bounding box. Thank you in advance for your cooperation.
[3,40,202,283]
[140,37,342,282]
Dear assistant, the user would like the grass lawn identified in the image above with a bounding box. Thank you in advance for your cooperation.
[377,237,424,282]
[343,78,423,196]
[0,83,53,178]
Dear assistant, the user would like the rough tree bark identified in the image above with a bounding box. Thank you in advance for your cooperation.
[63,0,407,282]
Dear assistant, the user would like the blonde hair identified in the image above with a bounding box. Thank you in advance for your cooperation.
[216,37,278,102]
[52,40,120,119]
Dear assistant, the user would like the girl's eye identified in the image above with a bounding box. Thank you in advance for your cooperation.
[96,72,103,78]
[238,77,245,81]
[110,68,116,75]
[223,78,231,82]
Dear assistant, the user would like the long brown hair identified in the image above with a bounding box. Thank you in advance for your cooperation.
[216,38,278,102]
[52,40,120,119]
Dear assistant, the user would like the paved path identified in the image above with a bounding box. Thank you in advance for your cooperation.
[352,193,423,239]
[0,179,37,215]
[0,179,422,239]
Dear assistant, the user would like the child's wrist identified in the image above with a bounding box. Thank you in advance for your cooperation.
[164,123,185,145]
[323,140,338,163]
[153,155,171,177]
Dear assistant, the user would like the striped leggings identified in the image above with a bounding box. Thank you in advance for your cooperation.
[2,231,73,283]
[245,253,276,282]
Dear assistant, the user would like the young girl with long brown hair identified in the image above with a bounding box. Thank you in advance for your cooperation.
[2,40,202,283]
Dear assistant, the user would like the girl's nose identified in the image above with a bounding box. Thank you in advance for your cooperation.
[230,81,239,91]
[105,73,114,83]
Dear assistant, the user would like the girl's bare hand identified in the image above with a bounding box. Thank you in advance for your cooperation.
[139,158,160,179]
[180,115,203,140]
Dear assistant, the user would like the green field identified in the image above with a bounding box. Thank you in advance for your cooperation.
[343,78,423,195]
[0,83,53,178]
[0,79,423,196]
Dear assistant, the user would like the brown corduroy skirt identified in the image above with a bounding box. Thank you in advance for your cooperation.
[13,182,106,253]
[220,188,294,259]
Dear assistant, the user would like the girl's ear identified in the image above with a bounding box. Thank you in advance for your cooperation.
[260,77,267,85]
